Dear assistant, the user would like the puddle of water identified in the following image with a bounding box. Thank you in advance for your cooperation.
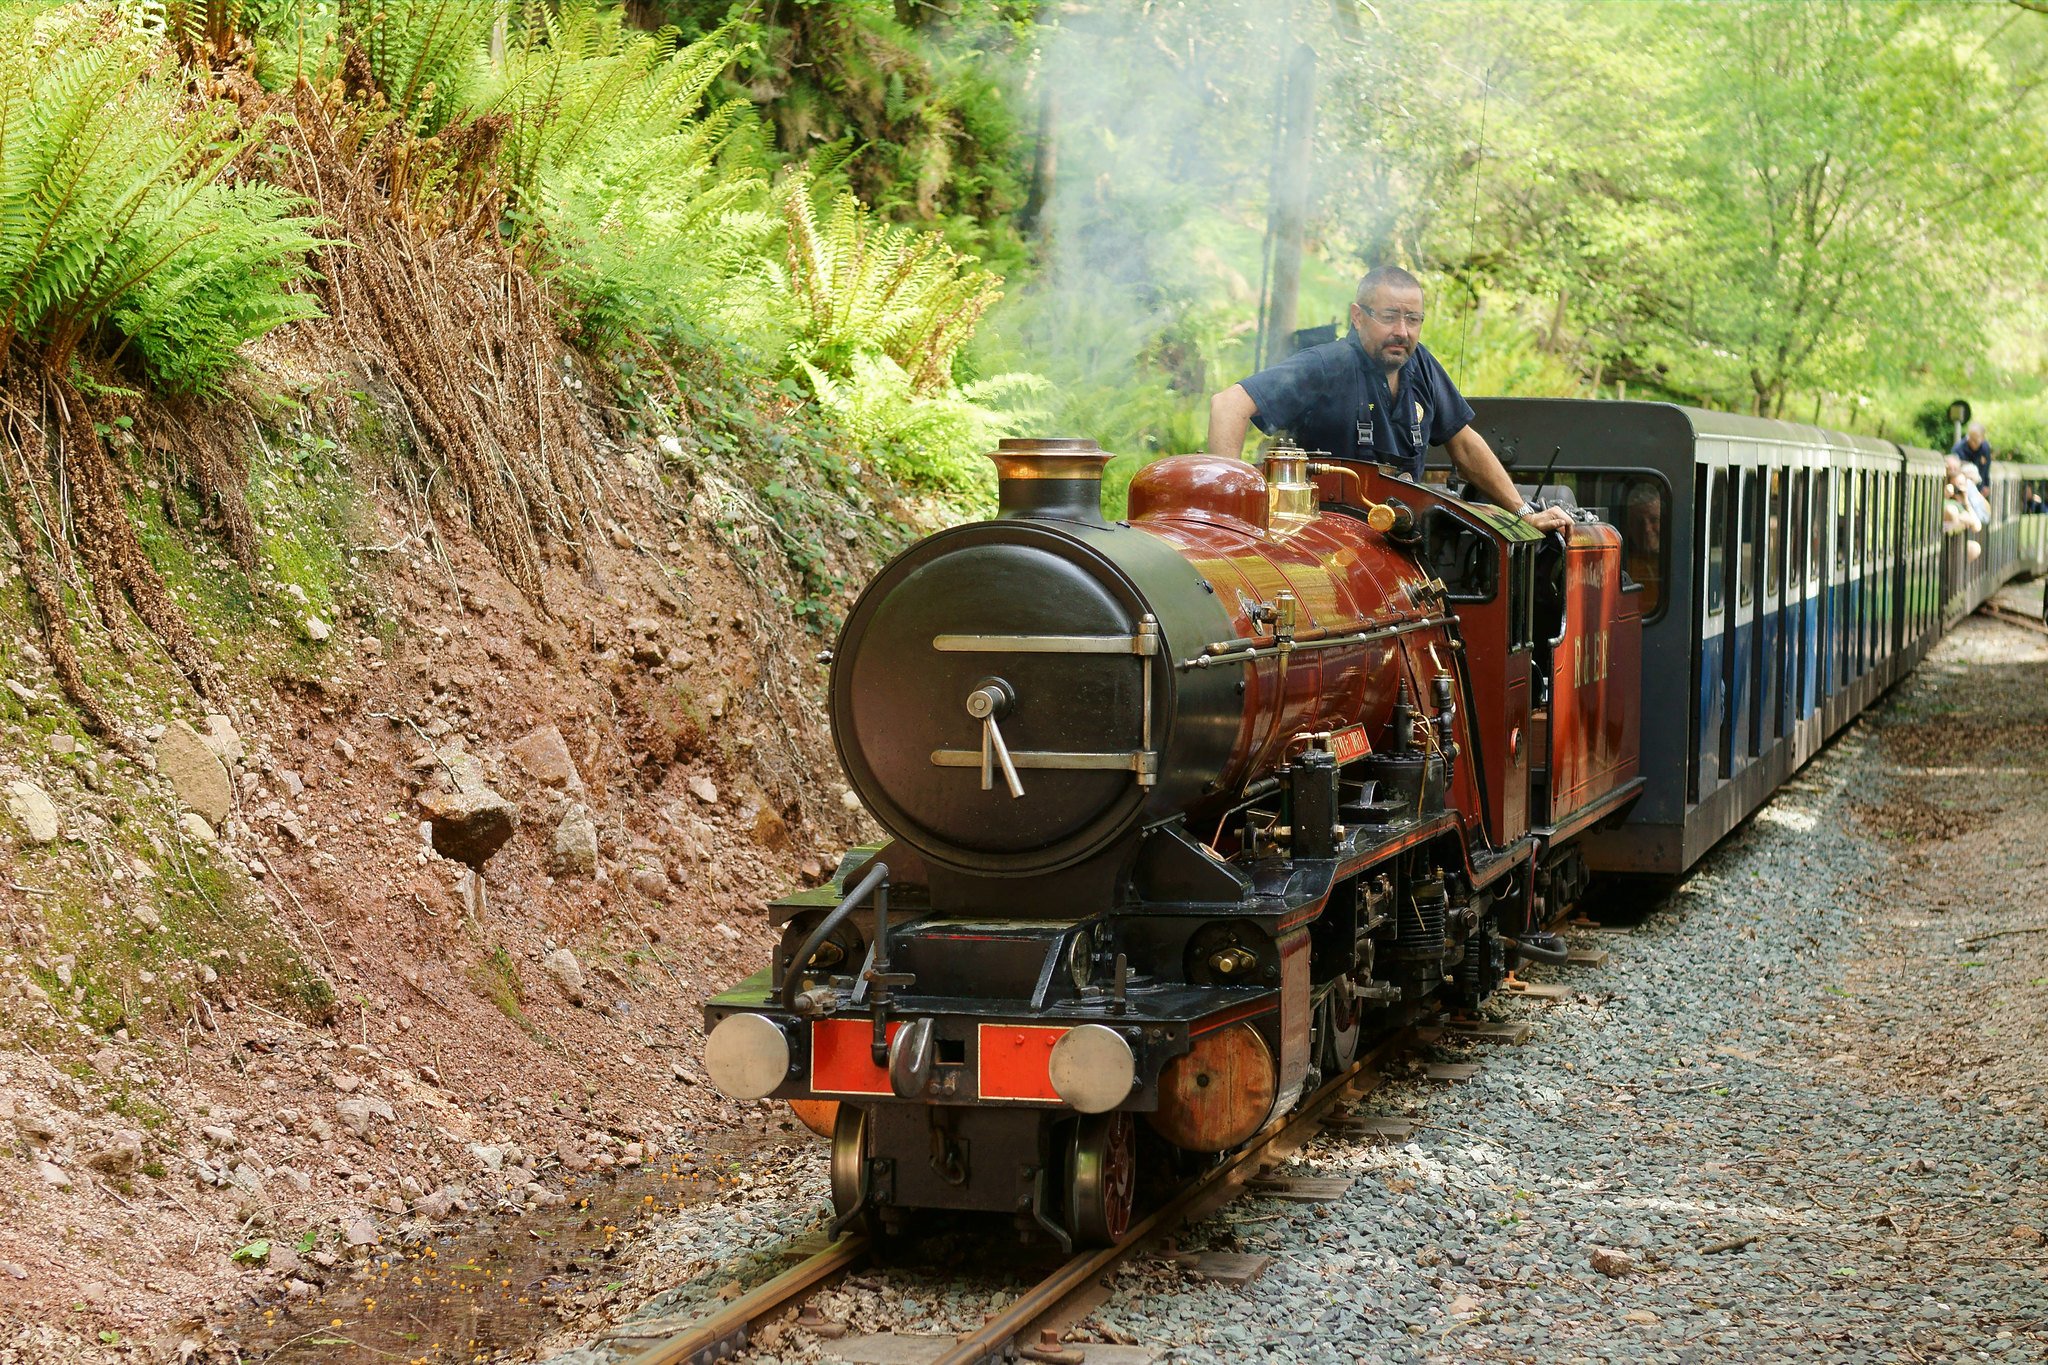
[225,1138,781,1363]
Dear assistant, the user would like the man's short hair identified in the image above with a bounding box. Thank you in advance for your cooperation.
[1356,266,1424,306]
[1968,422,1987,439]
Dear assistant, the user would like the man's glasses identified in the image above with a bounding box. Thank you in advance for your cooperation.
[1359,306,1424,327]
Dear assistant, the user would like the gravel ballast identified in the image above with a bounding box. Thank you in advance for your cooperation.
[551,606,2048,1365]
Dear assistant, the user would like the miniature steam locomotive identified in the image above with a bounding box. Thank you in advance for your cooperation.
[702,435,1644,1247]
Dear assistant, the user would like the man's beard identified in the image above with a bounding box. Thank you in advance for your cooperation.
[1365,339,1410,371]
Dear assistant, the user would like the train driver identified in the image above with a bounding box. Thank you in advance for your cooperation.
[1207,265,1575,535]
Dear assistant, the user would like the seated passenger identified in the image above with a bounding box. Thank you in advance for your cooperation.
[1953,421,1992,487]
[1947,455,1990,527]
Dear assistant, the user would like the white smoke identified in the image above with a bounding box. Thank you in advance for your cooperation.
[975,0,1354,488]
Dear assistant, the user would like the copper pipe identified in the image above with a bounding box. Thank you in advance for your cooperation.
[1310,461,1365,504]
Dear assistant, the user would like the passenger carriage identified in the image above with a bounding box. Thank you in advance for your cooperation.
[1464,399,2045,879]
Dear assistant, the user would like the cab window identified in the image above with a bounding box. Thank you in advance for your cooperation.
[1421,508,1497,602]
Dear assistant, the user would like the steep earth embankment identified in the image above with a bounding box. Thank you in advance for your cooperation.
[0,351,903,1361]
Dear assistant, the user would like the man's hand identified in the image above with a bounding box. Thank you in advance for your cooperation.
[1522,505,1574,535]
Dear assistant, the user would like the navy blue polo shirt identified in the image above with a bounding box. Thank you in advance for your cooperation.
[1238,332,1475,478]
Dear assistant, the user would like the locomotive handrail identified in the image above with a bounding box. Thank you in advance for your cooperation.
[777,862,888,1012]
[1180,613,1458,669]
[933,623,1160,656]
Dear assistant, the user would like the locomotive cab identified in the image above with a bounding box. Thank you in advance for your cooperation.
[1329,462,1645,931]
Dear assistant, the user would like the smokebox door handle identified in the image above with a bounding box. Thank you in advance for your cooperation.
[981,713,1025,798]
[966,680,1025,798]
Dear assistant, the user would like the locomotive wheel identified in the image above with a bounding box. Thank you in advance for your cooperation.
[1319,977,1363,1074]
[830,1104,876,1231]
[1065,1111,1137,1246]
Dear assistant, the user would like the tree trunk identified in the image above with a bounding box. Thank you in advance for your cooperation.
[1258,42,1317,367]
[1019,81,1057,241]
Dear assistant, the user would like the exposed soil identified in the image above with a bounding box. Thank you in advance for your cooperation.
[1838,579,2048,1119]
[0,364,904,1361]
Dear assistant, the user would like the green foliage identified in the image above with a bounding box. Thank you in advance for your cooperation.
[462,3,1017,494]
[343,0,498,133]
[1320,1,2048,423]
[783,187,1003,392]
[483,1,744,210]
[111,182,330,395]
[467,945,539,1038]
[800,354,1040,499]
[0,5,325,395]
[645,0,1033,246]
[477,4,780,353]
[156,0,334,82]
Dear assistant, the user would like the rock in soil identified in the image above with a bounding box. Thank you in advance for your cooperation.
[551,803,599,877]
[511,724,582,789]
[154,719,232,826]
[418,786,519,867]
[5,779,60,844]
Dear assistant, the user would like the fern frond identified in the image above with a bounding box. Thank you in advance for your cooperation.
[0,5,325,392]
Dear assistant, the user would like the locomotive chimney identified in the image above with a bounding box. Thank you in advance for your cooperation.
[988,437,1111,525]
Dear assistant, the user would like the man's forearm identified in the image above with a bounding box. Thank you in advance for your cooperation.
[1208,386,1258,458]
[1446,425,1573,533]
[1447,429,1523,511]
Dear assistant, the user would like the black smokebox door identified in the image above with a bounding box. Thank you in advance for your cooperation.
[844,540,1146,864]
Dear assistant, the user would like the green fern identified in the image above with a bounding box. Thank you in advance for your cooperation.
[478,1,749,210]
[801,353,1041,498]
[782,185,1001,393]
[341,0,498,134]
[0,5,325,395]
[471,5,783,354]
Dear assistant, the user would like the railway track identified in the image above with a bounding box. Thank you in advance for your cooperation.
[623,1026,1421,1365]
[1979,601,2048,635]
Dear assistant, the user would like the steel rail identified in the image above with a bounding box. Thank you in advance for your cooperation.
[622,1233,870,1365]
[623,1021,1421,1365]
[927,1026,1414,1365]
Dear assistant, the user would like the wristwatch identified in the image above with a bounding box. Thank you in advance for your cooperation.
[1517,500,1540,517]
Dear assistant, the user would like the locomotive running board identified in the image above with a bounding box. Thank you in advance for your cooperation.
[1531,776,1646,845]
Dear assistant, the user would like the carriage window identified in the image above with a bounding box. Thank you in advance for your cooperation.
[1812,470,1828,583]
[1835,469,1850,571]
[1577,473,1666,620]
[1857,472,1870,565]
[1766,468,1784,599]
[1508,469,1668,622]
[1790,470,1808,590]
[1422,508,1497,602]
[1739,469,1757,606]
[1706,468,1726,616]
